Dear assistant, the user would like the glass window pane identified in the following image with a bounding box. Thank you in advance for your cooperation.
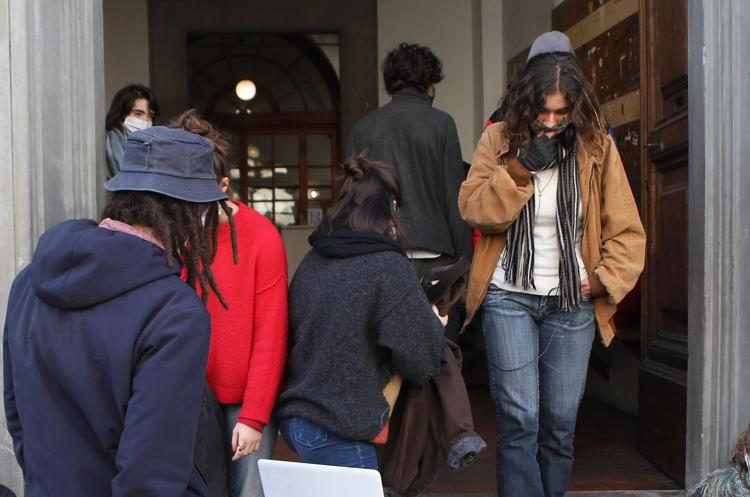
[278,93,306,113]
[248,168,273,187]
[248,188,274,221]
[273,200,298,227]
[274,135,299,166]
[308,167,332,186]
[307,135,332,165]
[247,135,272,167]
[274,167,299,187]
[274,187,299,201]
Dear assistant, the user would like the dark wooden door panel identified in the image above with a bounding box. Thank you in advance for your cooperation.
[639,0,688,485]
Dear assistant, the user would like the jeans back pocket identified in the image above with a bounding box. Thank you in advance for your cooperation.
[292,417,329,448]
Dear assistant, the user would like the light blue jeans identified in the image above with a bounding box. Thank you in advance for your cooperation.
[222,404,278,497]
[481,286,595,497]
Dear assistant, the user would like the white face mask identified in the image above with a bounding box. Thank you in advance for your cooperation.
[123,116,152,133]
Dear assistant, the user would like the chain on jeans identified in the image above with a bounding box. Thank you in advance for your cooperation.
[493,314,563,372]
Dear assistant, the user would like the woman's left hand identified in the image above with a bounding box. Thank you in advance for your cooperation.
[231,422,262,461]
[581,279,592,300]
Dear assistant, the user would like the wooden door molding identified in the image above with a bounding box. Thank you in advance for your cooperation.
[639,0,689,485]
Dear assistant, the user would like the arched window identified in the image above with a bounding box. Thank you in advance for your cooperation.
[188,33,340,226]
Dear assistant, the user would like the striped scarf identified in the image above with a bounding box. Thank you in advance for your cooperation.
[501,139,582,311]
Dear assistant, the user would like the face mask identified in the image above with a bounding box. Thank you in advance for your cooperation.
[123,116,152,133]
[531,117,570,135]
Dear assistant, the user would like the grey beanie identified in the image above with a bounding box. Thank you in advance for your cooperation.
[527,31,574,61]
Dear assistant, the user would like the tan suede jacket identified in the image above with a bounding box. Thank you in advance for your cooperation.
[459,122,646,346]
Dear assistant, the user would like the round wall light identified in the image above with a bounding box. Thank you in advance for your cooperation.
[247,144,260,159]
[235,80,257,101]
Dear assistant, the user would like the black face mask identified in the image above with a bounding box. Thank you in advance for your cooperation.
[557,124,577,149]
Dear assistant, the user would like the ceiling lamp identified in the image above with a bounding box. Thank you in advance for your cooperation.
[235,79,257,101]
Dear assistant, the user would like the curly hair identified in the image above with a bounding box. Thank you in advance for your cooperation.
[498,52,606,150]
[382,42,444,94]
[100,191,228,309]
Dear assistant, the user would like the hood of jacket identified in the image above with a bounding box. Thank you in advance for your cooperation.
[30,219,180,309]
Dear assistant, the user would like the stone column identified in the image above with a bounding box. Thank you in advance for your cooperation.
[0,0,104,492]
[687,0,750,487]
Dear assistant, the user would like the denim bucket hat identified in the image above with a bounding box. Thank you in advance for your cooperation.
[104,126,228,203]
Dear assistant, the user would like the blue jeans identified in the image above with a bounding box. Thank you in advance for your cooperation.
[481,287,595,497]
[279,416,378,470]
[222,404,278,497]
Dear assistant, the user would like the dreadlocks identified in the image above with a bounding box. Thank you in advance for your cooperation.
[101,190,229,309]
[170,109,238,265]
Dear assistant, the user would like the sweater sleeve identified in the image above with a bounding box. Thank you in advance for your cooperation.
[112,306,210,497]
[238,229,288,429]
[376,275,444,382]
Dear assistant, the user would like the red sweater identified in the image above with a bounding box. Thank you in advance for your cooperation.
[204,202,288,431]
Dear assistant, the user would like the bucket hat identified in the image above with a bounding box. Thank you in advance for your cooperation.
[104,126,227,203]
[527,31,575,61]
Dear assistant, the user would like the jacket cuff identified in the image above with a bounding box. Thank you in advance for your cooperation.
[237,417,265,432]
[505,157,533,186]
[588,271,607,298]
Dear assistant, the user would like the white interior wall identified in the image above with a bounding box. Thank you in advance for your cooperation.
[103,0,150,105]
[481,0,505,119]
[502,0,554,64]
[377,0,504,161]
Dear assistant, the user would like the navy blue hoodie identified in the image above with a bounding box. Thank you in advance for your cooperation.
[3,220,210,497]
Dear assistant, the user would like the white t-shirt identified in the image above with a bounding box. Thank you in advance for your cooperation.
[491,166,588,295]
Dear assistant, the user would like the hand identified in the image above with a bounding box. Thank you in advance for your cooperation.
[580,279,592,300]
[432,304,449,327]
[231,422,262,461]
[519,134,557,171]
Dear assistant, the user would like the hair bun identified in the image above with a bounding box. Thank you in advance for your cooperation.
[343,156,367,180]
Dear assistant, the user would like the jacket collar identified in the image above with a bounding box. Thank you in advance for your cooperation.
[391,87,434,105]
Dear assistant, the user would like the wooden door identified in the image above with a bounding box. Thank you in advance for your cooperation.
[638,0,689,485]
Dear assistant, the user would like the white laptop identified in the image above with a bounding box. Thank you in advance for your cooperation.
[258,459,385,497]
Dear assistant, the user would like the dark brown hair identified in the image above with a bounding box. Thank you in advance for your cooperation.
[382,42,444,94]
[169,109,238,266]
[320,155,405,244]
[100,191,228,308]
[105,84,160,132]
[498,52,606,150]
